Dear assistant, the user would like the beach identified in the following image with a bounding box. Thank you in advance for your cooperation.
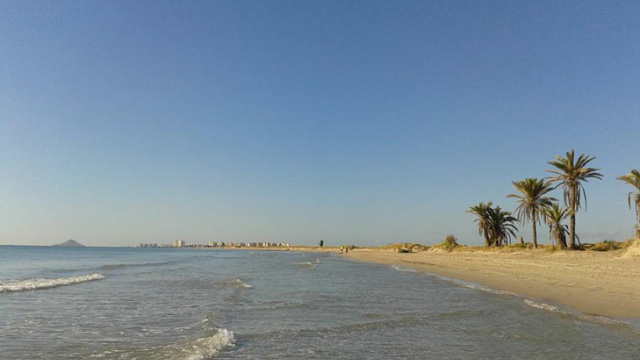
[3,245,639,359]
[344,244,640,319]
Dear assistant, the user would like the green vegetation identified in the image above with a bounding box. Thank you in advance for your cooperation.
[588,240,624,252]
[467,202,493,247]
[617,169,640,235]
[438,234,459,251]
[547,150,603,249]
[544,203,570,249]
[380,243,429,253]
[461,151,640,251]
[464,150,634,251]
[508,178,555,248]
[467,202,518,247]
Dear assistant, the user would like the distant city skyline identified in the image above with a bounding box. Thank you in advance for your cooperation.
[2,1,639,247]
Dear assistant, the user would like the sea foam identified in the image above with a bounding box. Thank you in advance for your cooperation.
[224,278,252,288]
[151,328,235,360]
[89,328,235,360]
[390,265,418,273]
[523,299,562,312]
[293,261,317,269]
[0,273,105,293]
[179,329,235,360]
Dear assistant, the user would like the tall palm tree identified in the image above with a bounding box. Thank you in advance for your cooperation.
[487,206,519,246]
[467,201,493,247]
[544,202,569,249]
[547,150,603,249]
[616,169,640,225]
[507,178,555,248]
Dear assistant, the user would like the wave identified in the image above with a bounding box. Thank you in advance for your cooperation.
[0,273,105,293]
[460,283,520,297]
[170,328,235,360]
[223,278,252,289]
[431,274,632,330]
[523,299,562,312]
[523,299,631,328]
[245,317,430,340]
[293,261,317,269]
[251,300,311,311]
[90,328,235,360]
[427,272,521,296]
[390,265,418,273]
[100,261,175,270]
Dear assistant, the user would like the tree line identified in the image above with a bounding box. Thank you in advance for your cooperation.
[467,150,640,250]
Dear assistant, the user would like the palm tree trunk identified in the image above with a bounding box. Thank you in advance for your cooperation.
[569,188,576,250]
[569,213,576,249]
[484,234,490,247]
[532,222,538,248]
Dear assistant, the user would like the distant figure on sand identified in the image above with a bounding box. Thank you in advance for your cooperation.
[340,246,344,253]
[319,240,324,247]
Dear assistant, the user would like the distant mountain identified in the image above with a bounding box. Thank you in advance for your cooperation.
[52,239,85,247]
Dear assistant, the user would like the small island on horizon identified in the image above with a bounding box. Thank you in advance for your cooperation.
[52,239,85,247]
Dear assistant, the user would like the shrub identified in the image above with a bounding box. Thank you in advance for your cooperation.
[590,240,624,252]
[382,243,428,253]
[509,243,528,249]
[545,245,558,252]
[441,235,459,251]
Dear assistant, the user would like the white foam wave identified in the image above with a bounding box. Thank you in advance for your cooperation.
[523,300,631,328]
[89,328,235,360]
[0,273,105,293]
[390,265,418,273]
[294,261,317,269]
[578,314,628,326]
[225,278,252,288]
[523,299,562,312]
[180,329,235,360]
[461,283,520,297]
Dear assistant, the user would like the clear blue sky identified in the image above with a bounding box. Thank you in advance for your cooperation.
[2,1,639,247]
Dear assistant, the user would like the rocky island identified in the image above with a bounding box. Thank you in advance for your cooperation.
[52,239,85,247]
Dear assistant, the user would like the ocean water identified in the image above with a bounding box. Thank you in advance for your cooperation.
[1,246,639,359]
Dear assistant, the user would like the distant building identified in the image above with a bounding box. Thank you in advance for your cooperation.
[174,240,186,248]
[138,243,159,248]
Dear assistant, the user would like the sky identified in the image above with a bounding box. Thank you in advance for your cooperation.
[1,1,639,247]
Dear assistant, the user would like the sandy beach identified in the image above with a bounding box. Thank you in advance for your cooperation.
[341,244,640,319]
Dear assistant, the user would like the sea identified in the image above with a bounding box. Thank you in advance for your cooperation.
[1,246,639,360]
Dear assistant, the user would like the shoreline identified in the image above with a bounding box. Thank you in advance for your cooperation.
[342,247,640,319]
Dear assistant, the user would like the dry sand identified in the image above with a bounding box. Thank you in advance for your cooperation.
[342,243,640,319]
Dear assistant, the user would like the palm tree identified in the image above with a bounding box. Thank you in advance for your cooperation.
[507,178,555,248]
[487,206,519,246]
[467,201,493,247]
[547,150,603,249]
[544,202,569,249]
[616,169,640,226]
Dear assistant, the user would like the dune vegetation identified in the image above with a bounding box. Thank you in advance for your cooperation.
[465,149,639,250]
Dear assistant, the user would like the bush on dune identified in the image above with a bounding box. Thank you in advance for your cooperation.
[429,235,460,252]
[380,243,429,253]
